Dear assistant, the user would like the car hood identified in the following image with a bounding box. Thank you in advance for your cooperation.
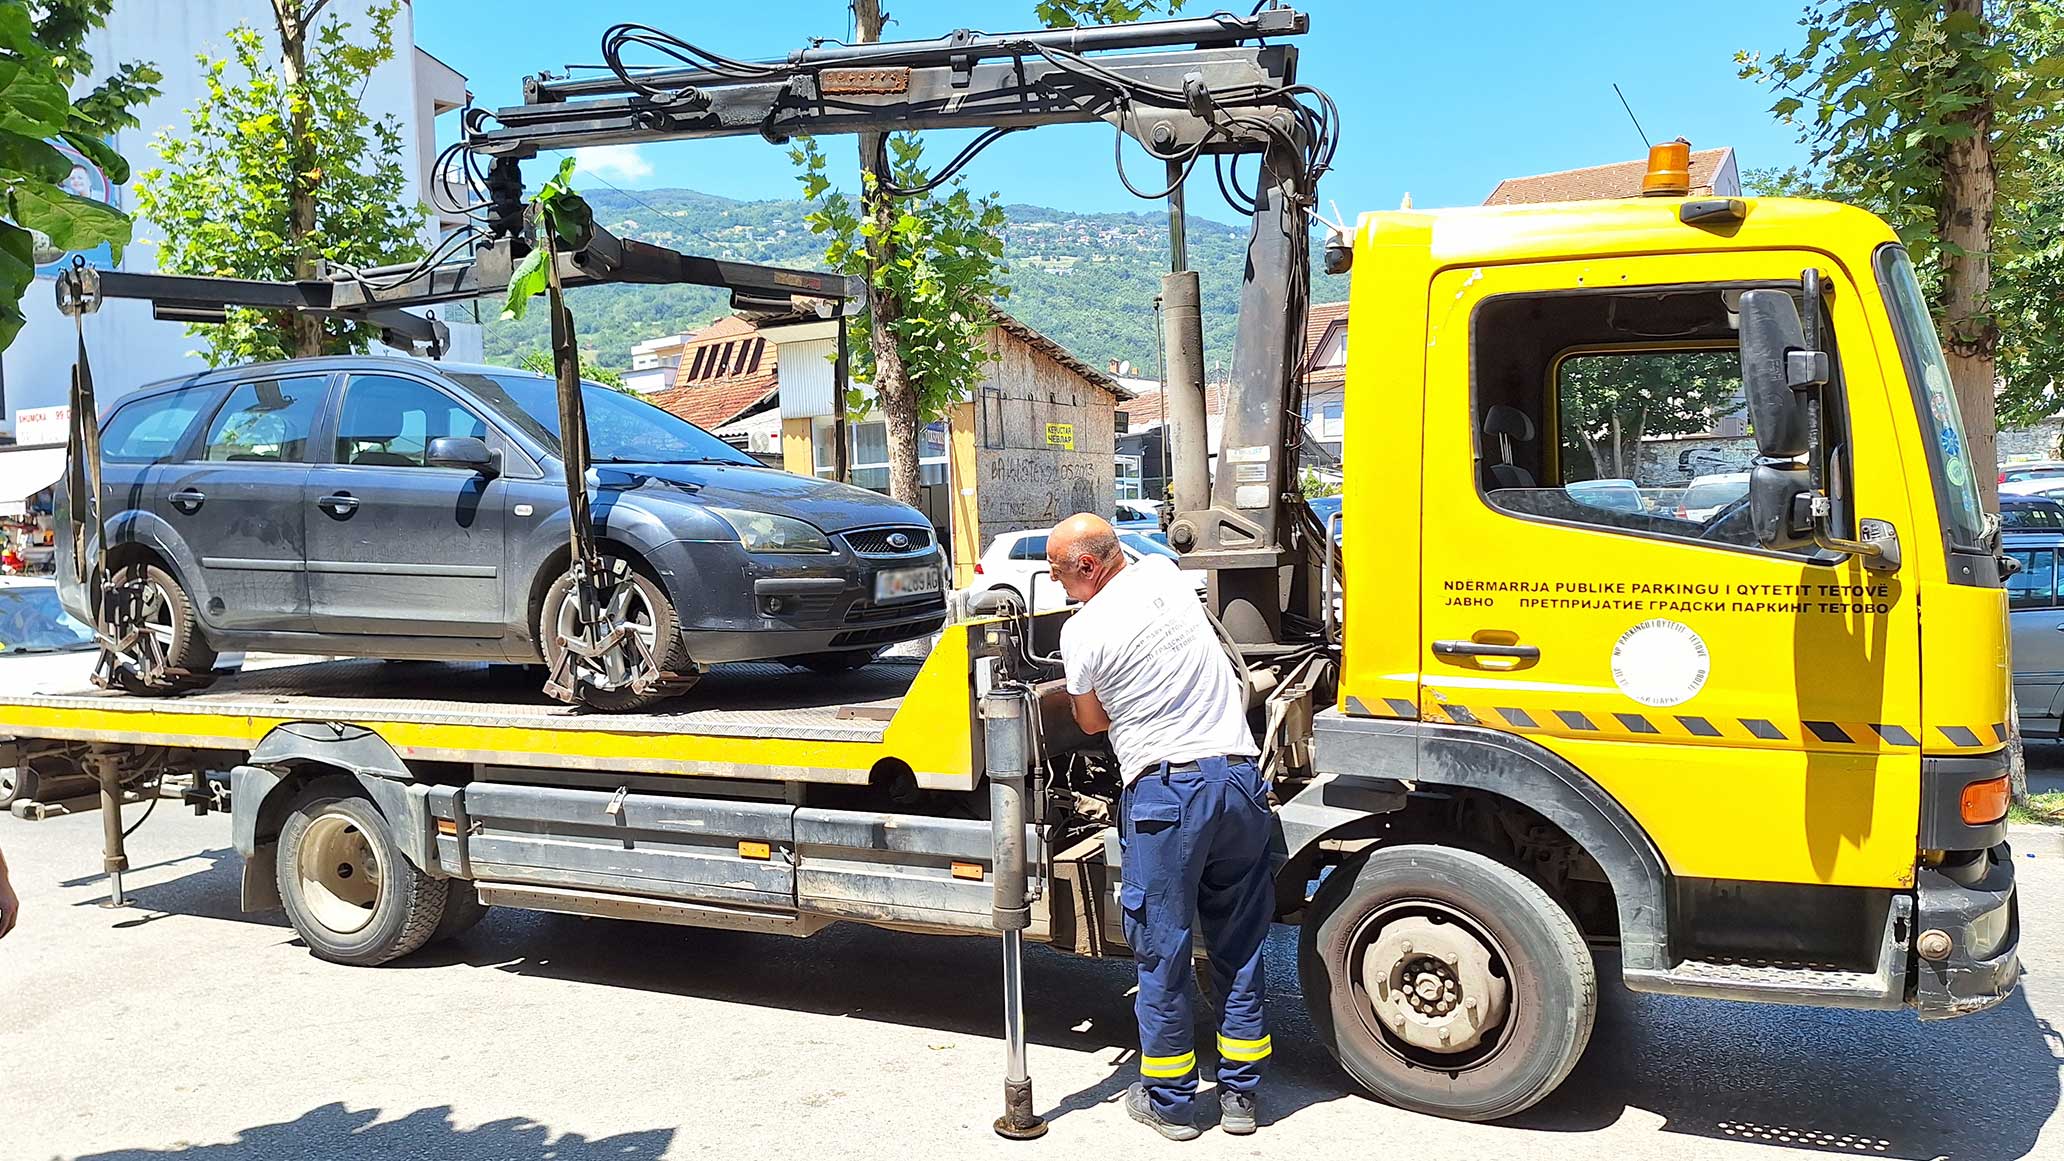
[595,462,927,533]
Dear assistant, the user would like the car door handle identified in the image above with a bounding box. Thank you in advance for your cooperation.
[1433,639,1541,660]
[317,492,360,517]
[168,488,205,513]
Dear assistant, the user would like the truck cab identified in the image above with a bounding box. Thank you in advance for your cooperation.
[1319,193,2015,1033]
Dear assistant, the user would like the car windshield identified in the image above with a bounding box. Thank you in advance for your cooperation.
[1683,479,1749,509]
[0,585,94,652]
[1877,245,1988,551]
[2003,503,2064,531]
[449,372,759,467]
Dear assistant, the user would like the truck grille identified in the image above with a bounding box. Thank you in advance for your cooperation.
[844,526,933,556]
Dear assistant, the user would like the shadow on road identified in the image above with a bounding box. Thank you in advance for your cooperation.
[1513,957,2063,1160]
[68,1102,674,1160]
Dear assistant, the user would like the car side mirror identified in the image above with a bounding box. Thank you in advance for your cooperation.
[1737,287,1827,460]
[427,435,496,475]
[1748,460,1815,552]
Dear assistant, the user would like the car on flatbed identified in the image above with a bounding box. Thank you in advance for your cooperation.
[57,357,947,709]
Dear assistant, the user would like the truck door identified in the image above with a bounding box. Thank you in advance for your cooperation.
[1418,251,1925,889]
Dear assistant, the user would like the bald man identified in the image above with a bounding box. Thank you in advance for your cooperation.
[1047,513,1269,1140]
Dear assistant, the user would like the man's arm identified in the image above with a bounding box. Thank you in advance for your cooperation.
[1070,689,1112,735]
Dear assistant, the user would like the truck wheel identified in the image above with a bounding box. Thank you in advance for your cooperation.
[540,558,697,711]
[0,763,36,810]
[1298,843,1596,1122]
[106,564,218,695]
[276,782,448,966]
[431,880,490,944]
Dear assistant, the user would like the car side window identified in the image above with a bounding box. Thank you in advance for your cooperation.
[2009,549,2056,610]
[334,374,486,468]
[102,387,213,464]
[1472,287,1851,556]
[1010,535,1048,560]
[199,376,325,463]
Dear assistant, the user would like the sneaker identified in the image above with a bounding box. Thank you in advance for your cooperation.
[1125,1082,1200,1141]
[1219,1089,1258,1135]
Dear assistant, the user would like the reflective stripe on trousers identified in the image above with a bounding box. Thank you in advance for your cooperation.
[1119,755,1273,1122]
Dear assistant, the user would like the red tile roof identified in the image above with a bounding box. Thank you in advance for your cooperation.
[1484,147,1734,205]
[646,372,778,431]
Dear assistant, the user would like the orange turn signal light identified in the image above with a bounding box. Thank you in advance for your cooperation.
[1960,775,2010,825]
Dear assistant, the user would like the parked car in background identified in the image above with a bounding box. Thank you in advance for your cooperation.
[1678,471,1751,521]
[2004,494,2064,737]
[970,526,1206,611]
[2001,459,2064,487]
[1564,478,1644,515]
[1114,499,1160,528]
[58,357,947,710]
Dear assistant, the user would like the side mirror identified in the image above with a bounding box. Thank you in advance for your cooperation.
[1748,460,1816,551]
[427,435,496,475]
[1737,288,1828,459]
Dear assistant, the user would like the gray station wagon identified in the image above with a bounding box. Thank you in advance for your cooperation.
[57,357,947,709]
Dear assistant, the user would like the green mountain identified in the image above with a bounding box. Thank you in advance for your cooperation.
[481,187,1347,379]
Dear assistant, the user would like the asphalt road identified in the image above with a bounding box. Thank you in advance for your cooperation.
[0,805,2058,1161]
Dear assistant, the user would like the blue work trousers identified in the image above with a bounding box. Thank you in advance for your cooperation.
[1118,755,1272,1121]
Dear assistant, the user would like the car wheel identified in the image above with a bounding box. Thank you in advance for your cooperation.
[105,563,218,696]
[1299,843,1597,1122]
[0,763,37,811]
[539,557,698,712]
[787,648,883,674]
[275,780,448,966]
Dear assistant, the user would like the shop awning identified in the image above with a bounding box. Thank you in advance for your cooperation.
[0,445,66,518]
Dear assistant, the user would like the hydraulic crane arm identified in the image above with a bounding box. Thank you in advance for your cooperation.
[463,6,1337,645]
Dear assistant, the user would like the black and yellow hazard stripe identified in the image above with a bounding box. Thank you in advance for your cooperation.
[1343,693,2004,755]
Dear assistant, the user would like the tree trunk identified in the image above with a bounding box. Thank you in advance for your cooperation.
[851,0,922,504]
[273,1,324,358]
[1940,0,2000,510]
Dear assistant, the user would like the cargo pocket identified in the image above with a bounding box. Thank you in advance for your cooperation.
[1132,801,1183,835]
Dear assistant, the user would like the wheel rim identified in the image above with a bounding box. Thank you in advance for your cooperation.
[296,811,385,936]
[1349,899,1515,1069]
[554,574,659,692]
[104,568,178,681]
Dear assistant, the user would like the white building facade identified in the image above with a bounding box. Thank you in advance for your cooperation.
[0,0,479,443]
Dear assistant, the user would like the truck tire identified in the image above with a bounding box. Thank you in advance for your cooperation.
[0,763,36,810]
[275,781,448,966]
[430,880,490,944]
[1299,843,1596,1122]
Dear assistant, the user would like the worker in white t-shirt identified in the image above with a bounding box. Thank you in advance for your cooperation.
[1046,513,1269,1141]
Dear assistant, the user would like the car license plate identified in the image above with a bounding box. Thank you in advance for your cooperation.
[875,565,940,602]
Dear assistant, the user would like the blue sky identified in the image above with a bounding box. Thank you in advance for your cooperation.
[414,0,1816,226]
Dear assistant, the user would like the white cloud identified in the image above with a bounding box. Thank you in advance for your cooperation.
[572,145,655,184]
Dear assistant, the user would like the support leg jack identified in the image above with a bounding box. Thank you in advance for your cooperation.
[93,750,128,908]
[993,927,1047,1140]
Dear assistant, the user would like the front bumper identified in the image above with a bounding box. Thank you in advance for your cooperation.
[659,538,947,660]
[1912,841,2021,1020]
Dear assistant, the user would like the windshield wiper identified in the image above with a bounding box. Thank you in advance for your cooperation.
[598,456,746,466]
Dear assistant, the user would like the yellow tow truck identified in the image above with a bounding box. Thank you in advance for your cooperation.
[0,6,2018,1132]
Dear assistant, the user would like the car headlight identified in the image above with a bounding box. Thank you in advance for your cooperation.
[710,508,832,554]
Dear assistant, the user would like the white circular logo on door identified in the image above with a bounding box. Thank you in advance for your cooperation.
[1610,619,1710,707]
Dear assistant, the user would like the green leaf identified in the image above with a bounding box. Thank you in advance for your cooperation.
[0,60,73,137]
[0,4,35,55]
[59,129,129,185]
[0,130,73,183]
[499,246,548,322]
[13,183,131,258]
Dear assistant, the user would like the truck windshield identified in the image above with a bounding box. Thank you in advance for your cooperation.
[450,373,759,468]
[1876,245,1988,551]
